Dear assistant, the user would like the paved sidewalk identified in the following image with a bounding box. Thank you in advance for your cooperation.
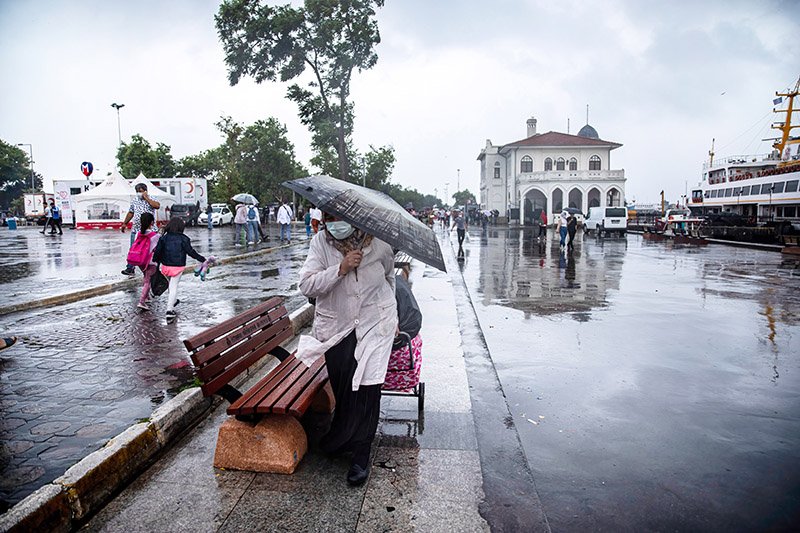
[80,262,492,532]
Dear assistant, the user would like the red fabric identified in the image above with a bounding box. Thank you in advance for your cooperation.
[382,334,423,392]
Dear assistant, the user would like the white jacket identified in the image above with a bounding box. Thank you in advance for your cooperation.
[298,232,397,390]
[276,204,293,224]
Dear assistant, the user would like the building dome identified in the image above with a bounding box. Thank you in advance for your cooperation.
[577,124,599,139]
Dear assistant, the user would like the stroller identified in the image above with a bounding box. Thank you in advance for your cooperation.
[381,275,425,412]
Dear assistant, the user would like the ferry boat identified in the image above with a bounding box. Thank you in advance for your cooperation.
[690,77,800,233]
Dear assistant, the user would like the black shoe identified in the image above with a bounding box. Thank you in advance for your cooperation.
[173,299,180,308]
[346,463,369,486]
[121,268,135,276]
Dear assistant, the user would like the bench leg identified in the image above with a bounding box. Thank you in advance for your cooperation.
[214,415,307,474]
[310,382,335,414]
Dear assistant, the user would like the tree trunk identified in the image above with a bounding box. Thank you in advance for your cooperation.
[338,90,348,181]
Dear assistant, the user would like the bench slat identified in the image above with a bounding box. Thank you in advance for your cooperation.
[191,307,288,368]
[270,357,327,416]
[195,317,291,381]
[279,360,329,417]
[183,297,283,351]
[244,358,312,415]
[227,356,304,415]
[201,327,293,397]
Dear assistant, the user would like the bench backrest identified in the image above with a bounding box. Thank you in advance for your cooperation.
[183,297,293,397]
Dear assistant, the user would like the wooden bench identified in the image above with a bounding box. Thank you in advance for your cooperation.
[183,297,332,474]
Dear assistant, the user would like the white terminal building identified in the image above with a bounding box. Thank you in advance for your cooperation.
[478,117,626,224]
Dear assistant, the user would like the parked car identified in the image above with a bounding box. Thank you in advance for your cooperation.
[198,204,233,226]
[584,206,627,236]
[170,204,201,226]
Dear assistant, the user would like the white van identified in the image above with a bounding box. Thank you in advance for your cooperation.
[584,206,627,236]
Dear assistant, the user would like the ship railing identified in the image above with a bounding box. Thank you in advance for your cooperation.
[702,153,775,171]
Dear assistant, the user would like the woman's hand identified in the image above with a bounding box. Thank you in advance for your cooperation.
[338,250,363,276]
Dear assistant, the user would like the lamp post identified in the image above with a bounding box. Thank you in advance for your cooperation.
[17,143,34,190]
[111,103,125,146]
[457,168,460,193]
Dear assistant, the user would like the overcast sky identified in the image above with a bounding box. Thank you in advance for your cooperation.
[1,0,798,204]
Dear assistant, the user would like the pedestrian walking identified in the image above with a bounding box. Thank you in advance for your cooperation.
[48,200,63,235]
[538,210,548,238]
[557,210,569,250]
[451,209,467,257]
[310,204,322,233]
[566,213,578,251]
[245,203,259,245]
[126,212,160,311]
[304,209,312,237]
[298,213,397,486]
[40,203,52,234]
[233,203,247,246]
[206,204,214,230]
[152,218,206,321]
[121,184,161,276]
[276,200,293,244]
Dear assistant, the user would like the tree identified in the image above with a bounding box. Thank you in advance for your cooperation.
[117,134,177,181]
[452,189,476,206]
[0,140,35,209]
[216,0,384,181]
[185,116,307,204]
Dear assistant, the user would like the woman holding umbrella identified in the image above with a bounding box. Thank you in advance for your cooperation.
[298,212,397,486]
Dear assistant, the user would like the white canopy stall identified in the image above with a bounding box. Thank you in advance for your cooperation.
[74,171,135,229]
[131,172,178,226]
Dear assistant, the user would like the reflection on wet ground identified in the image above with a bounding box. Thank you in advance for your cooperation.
[454,226,800,531]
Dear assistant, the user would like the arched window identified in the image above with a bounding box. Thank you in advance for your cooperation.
[494,161,501,179]
[606,188,621,207]
[552,188,563,212]
[568,188,583,210]
[569,158,577,171]
[520,156,533,173]
[544,158,553,171]
[589,155,601,170]
[588,187,601,208]
[556,157,565,171]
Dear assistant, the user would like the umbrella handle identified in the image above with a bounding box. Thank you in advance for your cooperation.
[353,231,369,282]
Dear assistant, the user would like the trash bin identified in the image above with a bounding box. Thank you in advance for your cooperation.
[7,218,17,230]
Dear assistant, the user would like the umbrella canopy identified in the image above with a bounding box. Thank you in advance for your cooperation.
[232,193,258,205]
[283,175,445,272]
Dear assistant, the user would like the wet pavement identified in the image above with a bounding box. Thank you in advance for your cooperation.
[0,225,310,511]
[0,223,306,310]
[451,226,800,531]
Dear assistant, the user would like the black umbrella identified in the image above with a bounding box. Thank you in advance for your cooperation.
[283,175,446,272]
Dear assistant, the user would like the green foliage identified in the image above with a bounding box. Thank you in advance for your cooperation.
[182,116,306,205]
[452,189,476,206]
[216,0,384,181]
[116,134,177,181]
[0,140,36,209]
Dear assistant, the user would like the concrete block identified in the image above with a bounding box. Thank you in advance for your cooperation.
[0,484,71,533]
[55,423,159,520]
[213,416,307,474]
[310,382,335,414]
[289,303,315,336]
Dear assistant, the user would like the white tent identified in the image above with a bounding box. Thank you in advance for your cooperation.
[131,172,177,224]
[74,171,135,229]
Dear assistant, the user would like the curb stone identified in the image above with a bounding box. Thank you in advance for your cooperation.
[0,303,314,533]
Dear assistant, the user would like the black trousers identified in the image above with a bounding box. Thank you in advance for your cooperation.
[457,229,465,247]
[321,331,382,468]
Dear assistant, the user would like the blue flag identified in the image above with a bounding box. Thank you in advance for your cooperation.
[773,97,783,105]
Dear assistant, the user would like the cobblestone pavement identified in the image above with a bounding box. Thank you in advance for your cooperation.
[0,222,306,309]
[0,239,312,511]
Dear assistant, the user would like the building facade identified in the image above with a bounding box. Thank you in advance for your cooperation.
[478,117,625,224]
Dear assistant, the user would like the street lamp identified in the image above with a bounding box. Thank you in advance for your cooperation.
[16,143,34,190]
[111,103,125,146]
[457,168,460,192]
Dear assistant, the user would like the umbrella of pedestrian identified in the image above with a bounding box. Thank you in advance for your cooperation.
[231,193,258,205]
[282,175,446,272]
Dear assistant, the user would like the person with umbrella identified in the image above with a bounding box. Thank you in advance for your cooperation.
[298,212,398,486]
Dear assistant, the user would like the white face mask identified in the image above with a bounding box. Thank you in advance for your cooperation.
[137,192,144,199]
[326,220,355,240]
